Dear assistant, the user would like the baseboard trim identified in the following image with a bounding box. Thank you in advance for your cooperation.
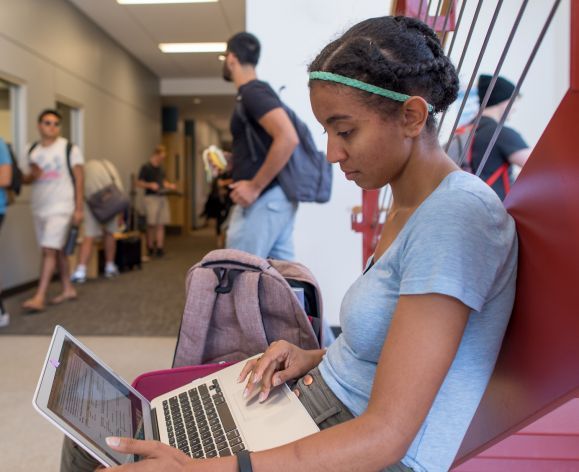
[3,279,40,297]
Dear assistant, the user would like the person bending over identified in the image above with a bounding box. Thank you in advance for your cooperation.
[70,159,124,283]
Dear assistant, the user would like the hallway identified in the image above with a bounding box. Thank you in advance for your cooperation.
[0,229,218,471]
[1,229,217,336]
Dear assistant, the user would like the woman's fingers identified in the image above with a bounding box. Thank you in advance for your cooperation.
[106,437,191,470]
[240,342,302,401]
[243,354,278,399]
[257,359,281,402]
[105,437,162,457]
[271,364,300,387]
[238,358,258,383]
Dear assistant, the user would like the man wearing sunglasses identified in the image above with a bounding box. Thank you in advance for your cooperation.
[21,109,84,312]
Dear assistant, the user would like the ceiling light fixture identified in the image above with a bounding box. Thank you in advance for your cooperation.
[118,1,218,4]
[159,42,226,53]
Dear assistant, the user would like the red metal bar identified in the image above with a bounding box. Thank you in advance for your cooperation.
[572,0,579,91]
[392,0,457,30]
[351,189,381,265]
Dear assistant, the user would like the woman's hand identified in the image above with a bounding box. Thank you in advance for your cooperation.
[238,341,325,402]
[105,437,192,471]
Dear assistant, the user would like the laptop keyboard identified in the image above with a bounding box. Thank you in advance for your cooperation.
[162,379,245,459]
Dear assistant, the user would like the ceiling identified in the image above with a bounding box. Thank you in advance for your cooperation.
[68,0,246,134]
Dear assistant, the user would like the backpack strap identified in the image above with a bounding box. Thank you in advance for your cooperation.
[5,143,22,194]
[99,160,117,185]
[28,140,75,185]
[231,270,270,349]
[502,166,511,194]
[235,99,268,163]
[28,141,38,161]
[485,163,509,188]
[173,265,221,367]
[65,141,75,186]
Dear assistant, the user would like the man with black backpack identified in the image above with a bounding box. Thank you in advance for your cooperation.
[0,137,12,327]
[449,75,531,201]
[222,32,301,260]
[21,109,84,313]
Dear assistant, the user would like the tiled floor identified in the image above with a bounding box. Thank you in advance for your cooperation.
[0,335,176,471]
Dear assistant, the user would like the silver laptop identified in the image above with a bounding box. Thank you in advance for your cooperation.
[33,326,319,467]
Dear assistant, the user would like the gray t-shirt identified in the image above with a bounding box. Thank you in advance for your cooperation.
[319,171,518,472]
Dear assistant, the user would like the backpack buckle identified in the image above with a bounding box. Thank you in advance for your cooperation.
[213,268,242,294]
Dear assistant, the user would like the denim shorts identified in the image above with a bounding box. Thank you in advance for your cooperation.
[293,368,413,472]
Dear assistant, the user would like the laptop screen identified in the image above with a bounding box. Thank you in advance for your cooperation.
[47,336,144,464]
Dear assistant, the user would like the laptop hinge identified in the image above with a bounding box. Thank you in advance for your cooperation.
[150,408,160,441]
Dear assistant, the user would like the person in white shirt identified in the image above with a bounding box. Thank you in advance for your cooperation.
[22,109,84,312]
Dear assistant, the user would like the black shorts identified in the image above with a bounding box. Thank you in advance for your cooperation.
[0,213,4,230]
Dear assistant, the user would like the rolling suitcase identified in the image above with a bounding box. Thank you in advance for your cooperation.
[115,235,142,272]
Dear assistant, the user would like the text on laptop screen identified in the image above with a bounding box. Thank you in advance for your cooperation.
[47,337,145,464]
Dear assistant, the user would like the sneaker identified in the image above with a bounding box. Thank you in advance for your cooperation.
[155,248,165,258]
[104,266,120,279]
[70,270,87,284]
[0,312,10,328]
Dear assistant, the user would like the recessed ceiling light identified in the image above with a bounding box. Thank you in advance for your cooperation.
[159,42,226,53]
[193,98,202,104]
[118,1,218,4]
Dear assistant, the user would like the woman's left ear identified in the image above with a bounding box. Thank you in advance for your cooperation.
[402,97,429,137]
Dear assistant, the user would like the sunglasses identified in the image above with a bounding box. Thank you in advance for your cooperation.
[41,120,60,127]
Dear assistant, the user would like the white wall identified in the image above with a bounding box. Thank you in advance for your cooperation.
[248,0,390,325]
[0,0,161,289]
[248,0,571,326]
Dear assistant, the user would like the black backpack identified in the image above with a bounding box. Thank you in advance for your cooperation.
[446,125,510,189]
[5,143,23,197]
[236,100,332,204]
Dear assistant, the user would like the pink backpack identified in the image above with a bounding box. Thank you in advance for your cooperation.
[172,249,323,367]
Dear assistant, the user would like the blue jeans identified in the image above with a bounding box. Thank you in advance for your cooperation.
[226,185,298,260]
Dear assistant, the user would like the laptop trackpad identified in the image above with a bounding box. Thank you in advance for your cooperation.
[232,383,291,422]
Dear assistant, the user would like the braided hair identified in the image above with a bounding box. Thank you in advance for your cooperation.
[309,16,459,131]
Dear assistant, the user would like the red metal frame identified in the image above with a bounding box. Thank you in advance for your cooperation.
[454,0,579,466]
[353,1,579,467]
[350,189,382,265]
[392,0,457,30]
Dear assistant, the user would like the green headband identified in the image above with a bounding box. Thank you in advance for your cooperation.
[309,71,435,113]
